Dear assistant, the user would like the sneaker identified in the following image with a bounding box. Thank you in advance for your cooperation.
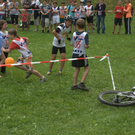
[88,30,90,33]
[40,76,47,83]
[69,31,71,34]
[91,32,94,34]
[78,83,89,91]
[71,85,78,90]
[46,71,51,75]
[56,71,62,75]
[112,32,114,34]
[25,72,32,79]
[42,30,44,33]
[47,30,49,33]
[118,32,120,34]
[33,29,38,32]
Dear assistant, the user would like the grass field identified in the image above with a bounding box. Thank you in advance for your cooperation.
[0,13,135,135]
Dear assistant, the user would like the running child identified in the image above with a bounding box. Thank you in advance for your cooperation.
[85,0,94,34]
[1,29,47,83]
[52,1,60,29]
[46,15,74,75]
[59,1,67,23]
[21,9,28,31]
[70,18,89,91]
[0,20,9,74]
[112,0,123,34]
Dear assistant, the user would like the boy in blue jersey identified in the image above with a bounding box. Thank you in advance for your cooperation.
[70,18,90,91]
[67,0,76,33]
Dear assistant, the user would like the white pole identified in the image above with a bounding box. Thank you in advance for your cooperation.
[107,56,116,90]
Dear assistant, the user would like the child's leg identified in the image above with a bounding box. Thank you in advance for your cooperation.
[49,54,57,71]
[15,65,43,78]
[88,23,90,32]
[60,53,65,70]
[118,25,121,33]
[1,52,8,73]
[0,52,5,65]
[90,23,93,33]
[112,24,116,33]
[73,67,80,86]
[80,66,90,83]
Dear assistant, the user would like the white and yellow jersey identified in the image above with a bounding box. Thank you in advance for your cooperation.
[59,6,67,18]
[53,23,70,47]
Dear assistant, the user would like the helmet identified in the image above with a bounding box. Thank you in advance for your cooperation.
[80,0,84,2]
[64,15,74,22]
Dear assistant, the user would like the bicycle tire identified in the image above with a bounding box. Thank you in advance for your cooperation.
[98,90,135,107]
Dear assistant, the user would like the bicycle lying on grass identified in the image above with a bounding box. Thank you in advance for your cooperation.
[98,87,135,107]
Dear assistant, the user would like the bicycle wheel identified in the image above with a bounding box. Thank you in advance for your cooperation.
[98,90,135,107]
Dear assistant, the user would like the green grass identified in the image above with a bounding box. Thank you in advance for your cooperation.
[0,14,135,134]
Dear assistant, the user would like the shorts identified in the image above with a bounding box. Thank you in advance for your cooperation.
[52,16,60,24]
[114,18,122,26]
[22,22,27,28]
[52,46,66,54]
[81,17,86,20]
[87,16,93,23]
[72,54,89,68]
[41,18,49,28]
[74,19,79,26]
[11,15,18,24]
[60,18,64,23]
[27,11,31,24]
[16,55,33,70]
[34,16,39,26]
[50,20,53,25]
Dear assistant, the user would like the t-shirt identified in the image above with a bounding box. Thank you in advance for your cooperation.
[53,23,70,47]
[59,6,67,18]
[80,5,86,18]
[41,5,50,18]
[71,31,89,56]
[85,5,94,16]
[73,8,81,20]
[67,5,76,17]
[22,0,31,9]
[21,13,28,22]
[0,31,9,49]
[52,6,59,16]
[10,2,19,15]
[9,37,32,58]
[0,3,5,14]
[115,6,123,18]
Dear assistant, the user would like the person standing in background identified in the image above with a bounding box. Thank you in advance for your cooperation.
[9,0,19,31]
[0,0,6,20]
[123,0,132,34]
[22,0,31,30]
[95,0,106,34]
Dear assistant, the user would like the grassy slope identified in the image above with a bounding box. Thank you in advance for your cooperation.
[1,7,135,135]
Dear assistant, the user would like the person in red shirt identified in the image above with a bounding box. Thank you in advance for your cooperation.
[1,29,47,83]
[21,9,28,31]
[112,0,123,34]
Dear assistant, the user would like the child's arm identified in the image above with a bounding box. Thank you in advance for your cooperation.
[25,38,29,46]
[85,45,89,49]
[53,30,61,44]
[1,47,12,53]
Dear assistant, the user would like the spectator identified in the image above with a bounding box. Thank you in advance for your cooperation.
[31,0,40,31]
[112,0,123,34]
[52,1,59,30]
[85,0,94,34]
[22,0,31,30]
[67,0,76,33]
[48,0,53,32]
[9,0,19,31]
[95,0,106,34]
[41,0,50,33]
[123,0,132,34]
[21,9,28,31]
[0,0,6,20]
